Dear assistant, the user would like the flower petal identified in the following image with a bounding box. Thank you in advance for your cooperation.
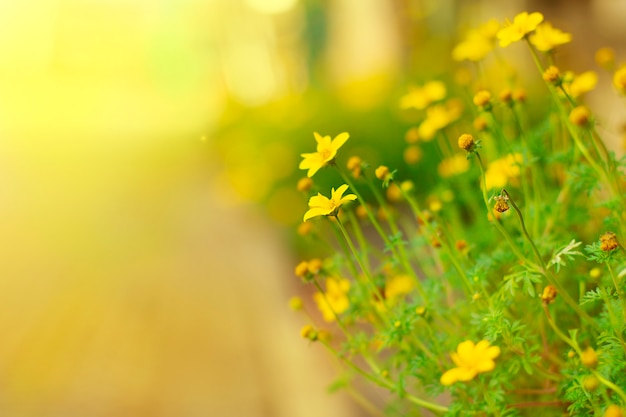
[332,184,350,200]
[331,132,350,151]
[474,358,496,373]
[456,340,476,362]
[303,207,331,222]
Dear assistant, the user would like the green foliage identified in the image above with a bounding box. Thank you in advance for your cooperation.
[290,8,626,417]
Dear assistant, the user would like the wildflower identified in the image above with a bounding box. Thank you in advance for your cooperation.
[613,66,626,95]
[317,329,332,343]
[394,320,402,328]
[542,66,561,85]
[484,153,523,190]
[355,204,368,220]
[440,340,501,386]
[427,199,441,214]
[297,221,313,236]
[497,12,544,47]
[405,127,420,143]
[289,296,303,311]
[415,306,426,315]
[438,154,470,178]
[297,177,313,192]
[529,22,572,51]
[418,103,461,141]
[455,240,467,251]
[299,132,350,177]
[567,350,576,359]
[512,88,527,102]
[399,81,447,110]
[567,71,598,98]
[385,274,414,300]
[473,90,492,109]
[589,267,601,279]
[295,261,309,278]
[600,232,619,252]
[307,258,322,274]
[300,324,317,340]
[452,20,500,62]
[313,278,350,322]
[582,375,600,392]
[404,145,422,164]
[473,116,488,132]
[386,183,403,203]
[458,133,475,152]
[303,184,357,222]
[346,156,363,178]
[499,89,513,104]
[541,285,557,304]
[375,165,391,181]
[595,47,615,70]
[569,106,591,127]
[494,195,510,213]
[605,405,624,417]
[580,347,598,368]
[472,293,481,301]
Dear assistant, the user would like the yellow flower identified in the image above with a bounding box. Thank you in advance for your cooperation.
[440,340,500,386]
[595,47,615,70]
[400,81,447,110]
[384,274,414,300]
[529,22,572,51]
[497,12,544,47]
[303,184,357,222]
[613,66,626,95]
[313,278,350,322]
[438,154,470,178]
[605,405,624,417]
[452,19,500,62]
[580,346,598,368]
[417,102,461,141]
[484,153,523,190]
[299,132,350,177]
[567,71,598,98]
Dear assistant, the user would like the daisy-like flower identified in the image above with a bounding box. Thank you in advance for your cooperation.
[563,71,598,98]
[529,22,572,52]
[299,132,350,177]
[399,81,447,110]
[440,340,501,386]
[484,153,523,190]
[452,19,500,62]
[497,11,544,47]
[303,184,357,222]
[313,278,350,322]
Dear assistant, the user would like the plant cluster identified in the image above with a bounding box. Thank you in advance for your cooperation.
[290,10,626,417]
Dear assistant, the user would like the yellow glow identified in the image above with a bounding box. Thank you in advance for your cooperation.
[245,0,299,14]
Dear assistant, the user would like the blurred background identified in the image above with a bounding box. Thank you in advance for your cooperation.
[0,0,624,416]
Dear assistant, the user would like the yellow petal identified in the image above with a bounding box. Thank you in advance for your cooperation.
[303,207,330,222]
[475,358,496,373]
[331,132,350,151]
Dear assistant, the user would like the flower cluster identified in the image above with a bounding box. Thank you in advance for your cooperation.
[289,9,626,417]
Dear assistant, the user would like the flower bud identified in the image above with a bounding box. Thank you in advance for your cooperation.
[541,285,557,304]
[569,106,591,127]
[458,133,475,151]
[473,90,492,109]
[542,65,561,84]
[600,232,619,252]
[580,347,598,368]
[375,165,391,181]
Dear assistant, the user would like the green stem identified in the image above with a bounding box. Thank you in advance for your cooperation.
[504,189,596,325]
